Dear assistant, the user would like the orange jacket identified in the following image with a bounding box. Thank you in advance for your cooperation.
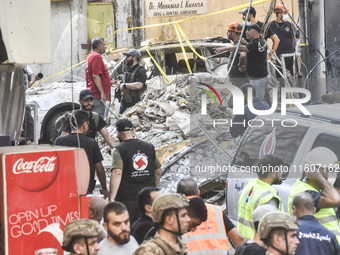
[182,203,229,254]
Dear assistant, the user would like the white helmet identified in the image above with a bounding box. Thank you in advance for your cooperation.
[305,147,338,167]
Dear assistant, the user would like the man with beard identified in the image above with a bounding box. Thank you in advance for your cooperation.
[114,49,147,114]
[238,155,284,240]
[62,89,115,148]
[238,6,280,59]
[214,21,249,88]
[109,119,162,225]
[99,201,139,255]
[133,193,191,255]
[85,37,111,118]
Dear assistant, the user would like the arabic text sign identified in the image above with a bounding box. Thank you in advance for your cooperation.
[146,0,207,17]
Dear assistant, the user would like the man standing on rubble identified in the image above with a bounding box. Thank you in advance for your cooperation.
[113,49,147,114]
[85,37,111,118]
[215,23,269,103]
[177,177,244,254]
[238,155,284,240]
[109,118,162,225]
[238,6,280,59]
[269,3,299,77]
[54,110,109,197]
[62,89,115,149]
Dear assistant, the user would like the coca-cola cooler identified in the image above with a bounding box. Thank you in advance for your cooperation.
[0,145,90,255]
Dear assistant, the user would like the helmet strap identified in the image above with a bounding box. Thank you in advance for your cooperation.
[267,229,289,255]
[84,237,90,255]
[159,209,182,236]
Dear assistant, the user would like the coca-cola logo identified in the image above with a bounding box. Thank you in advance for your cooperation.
[13,157,57,175]
[10,153,59,192]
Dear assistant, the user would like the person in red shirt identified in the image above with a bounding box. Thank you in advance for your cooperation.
[85,37,111,118]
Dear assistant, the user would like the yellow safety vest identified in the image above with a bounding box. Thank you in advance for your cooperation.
[182,203,229,255]
[288,179,340,243]
[237,179,283,240]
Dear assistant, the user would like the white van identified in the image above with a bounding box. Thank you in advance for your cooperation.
[226,103,340,223]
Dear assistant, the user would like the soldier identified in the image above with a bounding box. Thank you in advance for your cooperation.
[62,218,102,255]
[133,193,191,255]
[258,212,299,255]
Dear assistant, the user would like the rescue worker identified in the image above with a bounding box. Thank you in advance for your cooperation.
[133,193,191,255]
[235,204,277,255]
[288,147,340,243]
[258,212,299,255]
[238,155,284,240]
[177,177,244,254]
[62,218,102,255]
[292,192,340,255]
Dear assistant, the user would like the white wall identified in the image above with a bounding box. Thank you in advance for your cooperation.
[33,0,88,82]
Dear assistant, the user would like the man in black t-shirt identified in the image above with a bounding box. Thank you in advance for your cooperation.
[238,6,280,59]
[215,23,268,103]
[54,110,108,197]
[269,3,298,78]
[113,49,147,114]
[62,89,115,148]
[110,119,162,225]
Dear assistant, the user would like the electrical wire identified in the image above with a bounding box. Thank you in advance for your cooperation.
[69,1,81,148]
[279,0,326,63]
[303,47,340,89]
[223,0,253,85]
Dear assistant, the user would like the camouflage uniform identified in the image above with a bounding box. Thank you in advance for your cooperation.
[133,232,188,255]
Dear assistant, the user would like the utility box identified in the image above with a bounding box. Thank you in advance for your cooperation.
[87,3,115,50]
[0,146,90,255]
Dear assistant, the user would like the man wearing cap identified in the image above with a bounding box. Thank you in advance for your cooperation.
[109,118,162,225]
[288,147,340,243]
[215,23,269,103]
[235,204,277,255]
[62,89,115,149]
[258,212,299,255]
[113,48,147,114]
[85,37,111,118]
[238,6,280,58]
[133,193,191,255]
[55,110,109,197]
[269,4,299,78]
[62,218,102,255]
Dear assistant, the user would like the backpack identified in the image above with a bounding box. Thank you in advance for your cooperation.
[50,111,100,144]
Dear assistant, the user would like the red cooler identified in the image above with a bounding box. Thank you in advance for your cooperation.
[0,145,90,255]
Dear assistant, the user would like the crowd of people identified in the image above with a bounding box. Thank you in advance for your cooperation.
[61,148,340,255]
[49,4,340,255]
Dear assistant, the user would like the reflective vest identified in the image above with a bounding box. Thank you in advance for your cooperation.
[182,203,229,255]
[288,180,340,243]
[237,179,283,240]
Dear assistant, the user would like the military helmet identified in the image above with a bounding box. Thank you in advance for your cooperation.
[62,219,102,251]
[152,193,189,223]
[258,212,299,240]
